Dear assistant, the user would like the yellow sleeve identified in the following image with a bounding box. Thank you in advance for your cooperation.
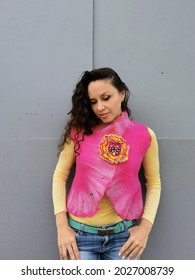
[52,140,75,215]
[141,128,161,224]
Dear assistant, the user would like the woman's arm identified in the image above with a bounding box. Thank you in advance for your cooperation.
[141,127,161,224]
[52,140,79,260]
[119,128,161,259]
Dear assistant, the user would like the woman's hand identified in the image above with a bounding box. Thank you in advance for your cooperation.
[57,224,80,260]
[119,219,152,259]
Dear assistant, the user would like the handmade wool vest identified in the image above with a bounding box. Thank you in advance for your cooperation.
[67,112,151,220]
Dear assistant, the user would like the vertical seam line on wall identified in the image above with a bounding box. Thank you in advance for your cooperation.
[92,0,95,68]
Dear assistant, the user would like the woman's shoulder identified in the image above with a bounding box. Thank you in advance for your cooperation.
[130,120,157,139]
[70,127,84,141]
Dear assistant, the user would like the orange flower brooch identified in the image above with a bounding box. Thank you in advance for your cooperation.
[99,134,130,164]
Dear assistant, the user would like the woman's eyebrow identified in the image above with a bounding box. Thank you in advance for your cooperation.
[89,92,109,100]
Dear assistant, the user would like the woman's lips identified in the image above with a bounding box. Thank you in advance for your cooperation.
[99,113,109,118]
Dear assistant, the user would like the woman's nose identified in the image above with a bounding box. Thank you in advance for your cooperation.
[97,101,105,111]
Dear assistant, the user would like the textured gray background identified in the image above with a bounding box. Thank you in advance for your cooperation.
[0,0,194,259]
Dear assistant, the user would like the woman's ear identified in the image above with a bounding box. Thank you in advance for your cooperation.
[121,90,126,102]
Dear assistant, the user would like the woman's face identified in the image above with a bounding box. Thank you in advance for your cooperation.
[88,79,125,124]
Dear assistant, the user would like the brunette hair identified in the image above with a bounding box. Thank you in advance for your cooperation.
[58,67,131,154]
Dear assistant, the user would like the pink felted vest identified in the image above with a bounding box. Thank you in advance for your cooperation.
[67,112,151,220]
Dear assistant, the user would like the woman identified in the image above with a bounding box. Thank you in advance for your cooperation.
[52,67,161,260]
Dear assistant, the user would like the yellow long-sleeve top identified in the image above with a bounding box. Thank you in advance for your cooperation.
[52,128,161,225]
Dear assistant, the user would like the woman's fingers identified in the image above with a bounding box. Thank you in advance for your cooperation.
[59,246,68,260]
[71,241,80,260]
[59,240,79,260]
[66,243,79,260]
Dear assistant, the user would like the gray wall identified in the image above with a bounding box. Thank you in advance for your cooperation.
[0,0,194,259]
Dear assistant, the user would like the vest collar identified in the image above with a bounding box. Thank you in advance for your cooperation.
[96,111,130,136]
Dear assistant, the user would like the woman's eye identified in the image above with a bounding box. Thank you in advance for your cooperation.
[89,96,110,105]
[90,100,96,105]
[103,96,110,101]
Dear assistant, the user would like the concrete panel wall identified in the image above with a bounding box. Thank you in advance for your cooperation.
[0,0,194,259]
[94,0,195,259]
[0,0,93,259]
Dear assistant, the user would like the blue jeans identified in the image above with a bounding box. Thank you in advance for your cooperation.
[74,221,137,260]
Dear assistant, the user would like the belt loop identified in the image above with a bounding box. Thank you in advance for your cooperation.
[80,222,85,232]
[122,220,128,231]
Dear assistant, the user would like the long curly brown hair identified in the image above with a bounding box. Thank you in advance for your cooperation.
[58,67,132,155]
